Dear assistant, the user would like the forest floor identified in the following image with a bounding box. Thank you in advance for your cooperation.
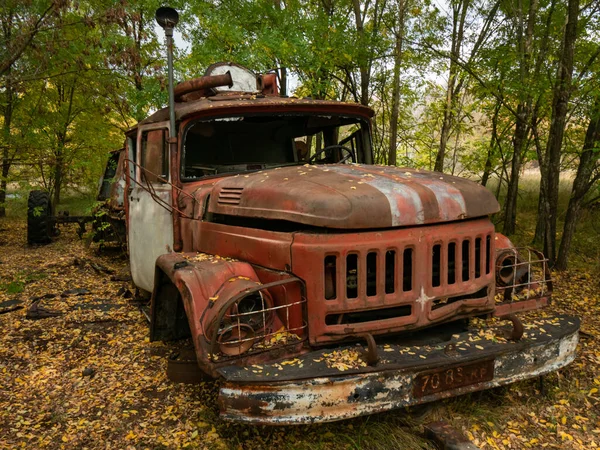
[1,216,600,450]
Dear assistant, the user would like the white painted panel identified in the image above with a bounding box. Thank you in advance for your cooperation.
[128,186,173,292]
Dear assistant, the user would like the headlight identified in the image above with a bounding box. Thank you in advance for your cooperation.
[496,250,517,286]
[216,323,256,356]
[203,277,307,360]
[217,290,274,356]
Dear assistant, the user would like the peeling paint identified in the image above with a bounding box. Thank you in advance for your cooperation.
[219,318,579,424]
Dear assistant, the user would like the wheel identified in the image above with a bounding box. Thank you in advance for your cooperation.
[27,190,54,245]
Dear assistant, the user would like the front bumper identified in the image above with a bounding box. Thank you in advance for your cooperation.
[217,315,579,424]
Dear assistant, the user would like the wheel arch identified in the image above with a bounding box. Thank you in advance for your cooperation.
[149,265,191,342]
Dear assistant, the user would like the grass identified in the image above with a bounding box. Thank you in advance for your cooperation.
[3,187,97,219]
[217,411,436,450]
[487,173,600,271]
[0,269,47,294]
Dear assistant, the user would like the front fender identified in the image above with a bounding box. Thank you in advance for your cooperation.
[150,253,260,367]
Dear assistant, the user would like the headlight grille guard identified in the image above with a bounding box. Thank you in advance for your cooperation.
[205,277,307,362]
[494,247,552,307]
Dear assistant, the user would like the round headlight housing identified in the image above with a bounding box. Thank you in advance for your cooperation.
[496,250,517,286]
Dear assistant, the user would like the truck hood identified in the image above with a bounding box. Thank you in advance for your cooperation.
[207,164,500,229]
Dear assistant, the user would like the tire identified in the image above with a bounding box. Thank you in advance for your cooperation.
[27,190,53,245]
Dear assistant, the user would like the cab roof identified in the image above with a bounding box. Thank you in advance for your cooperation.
[138,94,375,127]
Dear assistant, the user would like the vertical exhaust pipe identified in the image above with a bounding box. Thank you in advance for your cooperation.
[155,7,179,142]
[155,7,183,251]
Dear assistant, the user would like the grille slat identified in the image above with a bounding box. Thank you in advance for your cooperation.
[319,231,493,316]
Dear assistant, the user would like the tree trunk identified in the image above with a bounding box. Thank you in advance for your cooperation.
[540,0,579,263]
[482,99,501,186]
[533,181,546,244]
[555,97,600,270]
[502,0,539,235]
[503,103,530,235]
[436,92,454,172]
[53,146,63,208]
[351,0,383,106]
[530,1,558,245]
[531,99,547,246]
[481,147,492,187]
[280,67,287,97]
[52,80,77,208]
[388,0,405,166]
[274,0,287,97]
[434,0,469,173]
[352,0,369,106]
[0,63,14,218]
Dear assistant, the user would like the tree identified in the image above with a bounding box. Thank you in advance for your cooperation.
[501,0,540,235]
[0,0,68,217]
[556,94,600,270]
[536,0,579,263]
[432,0,501,173]
[387,0,407,166]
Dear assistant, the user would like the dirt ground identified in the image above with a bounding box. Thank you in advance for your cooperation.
[1,218,599,449]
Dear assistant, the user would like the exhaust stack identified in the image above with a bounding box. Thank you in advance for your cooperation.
[155,7,179,144]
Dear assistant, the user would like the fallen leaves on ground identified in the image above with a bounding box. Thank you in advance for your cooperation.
[442,269,600,450]
[1,218,600,449]
[0,221,223,449]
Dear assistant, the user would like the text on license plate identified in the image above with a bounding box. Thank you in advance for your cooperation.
[413,359,495,398]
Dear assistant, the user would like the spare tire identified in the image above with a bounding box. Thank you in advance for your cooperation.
[27,190,53,245]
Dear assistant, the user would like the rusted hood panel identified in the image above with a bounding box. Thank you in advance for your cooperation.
[208,165,500,229]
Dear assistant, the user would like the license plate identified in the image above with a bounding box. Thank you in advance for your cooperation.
[413,359,495,398]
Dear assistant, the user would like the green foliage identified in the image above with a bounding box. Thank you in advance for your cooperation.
[32,206,44,218]
[0,0,598,266]
[0,0,167,208]
[0,270,47,295]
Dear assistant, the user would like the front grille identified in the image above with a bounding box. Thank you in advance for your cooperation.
[291,218,497,344]
[322,235,492,305]
[324,248,415,301]
[218,187,244,205]
[431,235,492,289]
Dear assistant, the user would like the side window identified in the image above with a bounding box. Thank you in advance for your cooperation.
[141,129,168,183]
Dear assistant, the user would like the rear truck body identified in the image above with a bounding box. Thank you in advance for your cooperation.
[119,57,578,424]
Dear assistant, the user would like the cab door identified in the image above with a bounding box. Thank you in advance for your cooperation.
[127,124,174,293]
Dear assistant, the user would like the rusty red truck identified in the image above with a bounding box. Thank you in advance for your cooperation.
[32,7,580,425]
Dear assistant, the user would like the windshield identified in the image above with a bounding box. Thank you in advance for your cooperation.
[182,114,371,180]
